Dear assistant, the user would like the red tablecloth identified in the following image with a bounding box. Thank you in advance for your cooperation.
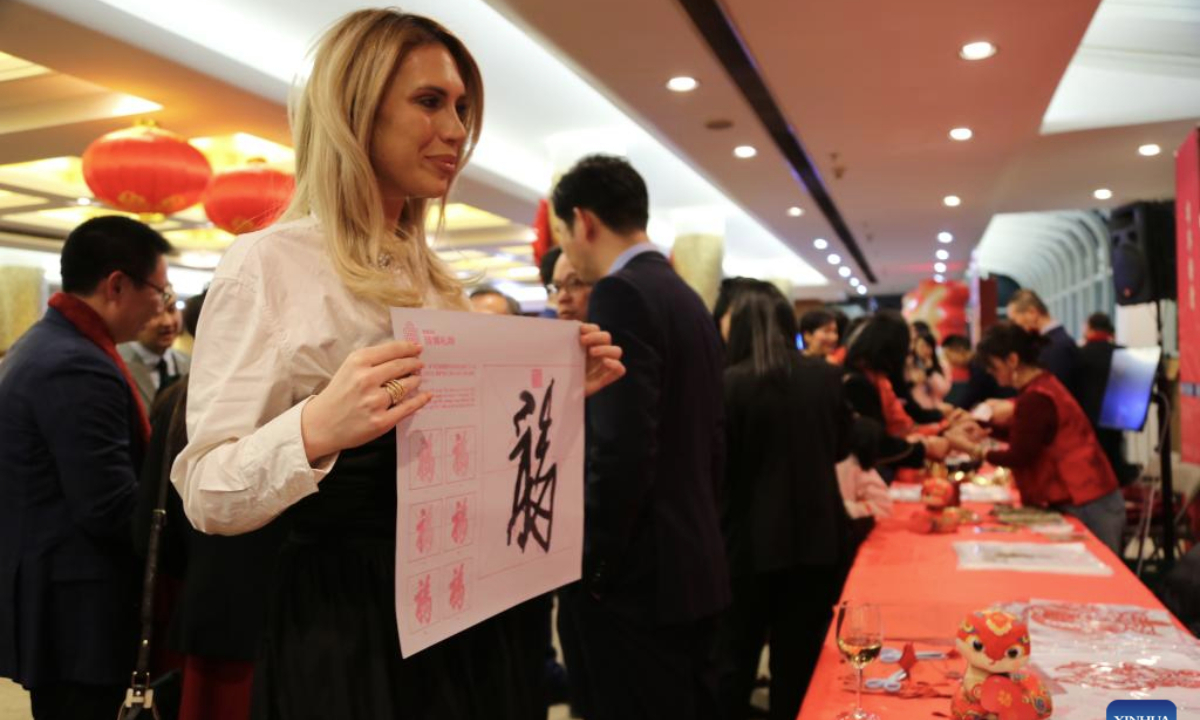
[797,501,1181,720]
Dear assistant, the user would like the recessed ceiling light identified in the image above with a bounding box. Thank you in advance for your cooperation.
[787,206,804,217]
[1094,188,1113,200]
[666,76,699,92]
[827,253,842,265]
[856,285,868,295]
[850,278,860,287]
[734,145,757,159]
[943,195,962,207]
[936,249,950,260]
[938,232,953,244]
[949,127,973,141]
[813,238,828,250]
[934,262,947,273]
[1138,144,1161,157]
[934,274,946,282]
[960,41,997,61]
[838,266,851,277]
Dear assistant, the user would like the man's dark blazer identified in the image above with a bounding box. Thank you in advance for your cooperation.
[117,343,191,412]
[945,360,1016,410]
[722,357,854,578]
[0,308,141,689]
[1039,325,1083,400]
[582,250,730,624]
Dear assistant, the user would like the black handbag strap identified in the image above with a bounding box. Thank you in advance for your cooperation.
[125,389,185,710]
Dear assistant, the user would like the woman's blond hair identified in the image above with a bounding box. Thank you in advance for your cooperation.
[282,9,482,309]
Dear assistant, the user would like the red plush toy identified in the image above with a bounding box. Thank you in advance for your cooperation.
[950,610,1052,720]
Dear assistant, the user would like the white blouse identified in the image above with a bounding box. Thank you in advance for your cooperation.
[170,217,458,535]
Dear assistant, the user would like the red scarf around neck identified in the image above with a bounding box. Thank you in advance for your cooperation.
[48,292,151,443]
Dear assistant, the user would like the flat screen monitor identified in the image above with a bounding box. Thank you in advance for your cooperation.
[1098,347,1161,432]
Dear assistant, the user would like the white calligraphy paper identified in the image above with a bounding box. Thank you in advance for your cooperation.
[390,308,585,657]
[958,483,1013,504]
[953,541,1113,576]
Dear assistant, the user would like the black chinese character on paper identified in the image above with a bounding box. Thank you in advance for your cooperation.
[507,379,556,552]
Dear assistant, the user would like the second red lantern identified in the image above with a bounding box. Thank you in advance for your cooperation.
[204,162,295,235]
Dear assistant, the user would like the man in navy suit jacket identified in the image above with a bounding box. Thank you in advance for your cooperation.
[1007,289,1083,400]
[551,155,730,720]
[0,216,172,720]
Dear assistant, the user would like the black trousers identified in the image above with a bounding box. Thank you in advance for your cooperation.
[558,584,718,720]
[714,565,843,720]
[29,682,126,720]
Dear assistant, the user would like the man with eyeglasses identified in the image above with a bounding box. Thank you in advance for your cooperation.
[0,216,172,720]
[548,251,594,323]
[119,285,191,411]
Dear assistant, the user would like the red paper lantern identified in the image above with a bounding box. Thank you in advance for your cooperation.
[82,120,212,217]
[204,162,295,235]
[903,279,970,341]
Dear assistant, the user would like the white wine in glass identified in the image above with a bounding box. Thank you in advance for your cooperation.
[837,635,883,668]
[835,602,883,720]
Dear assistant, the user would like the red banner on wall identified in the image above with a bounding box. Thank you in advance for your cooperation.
[1177,129,1200,464]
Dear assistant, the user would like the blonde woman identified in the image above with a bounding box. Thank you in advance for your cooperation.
[171,10,623,717]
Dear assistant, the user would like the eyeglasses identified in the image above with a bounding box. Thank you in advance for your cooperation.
[127,273,174,305]
[547,278,592,296]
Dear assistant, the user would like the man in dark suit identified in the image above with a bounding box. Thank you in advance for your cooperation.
[0,216,172,719]
[551,155,730,720]
[118,294,191,411]
[1006,289,1082,399]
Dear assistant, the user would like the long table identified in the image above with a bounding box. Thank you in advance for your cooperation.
[797,500,1192,719]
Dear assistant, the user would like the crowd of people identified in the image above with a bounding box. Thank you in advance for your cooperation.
[0,8,1151,720]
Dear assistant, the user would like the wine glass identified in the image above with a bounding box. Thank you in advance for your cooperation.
[835,601,883,720]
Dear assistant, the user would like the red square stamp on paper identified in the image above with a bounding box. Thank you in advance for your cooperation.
[532,368,543,389]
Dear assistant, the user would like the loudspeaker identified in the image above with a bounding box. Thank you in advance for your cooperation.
[1109,201,1176,305]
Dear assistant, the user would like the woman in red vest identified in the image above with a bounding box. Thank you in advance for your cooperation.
[949,322,1124,553]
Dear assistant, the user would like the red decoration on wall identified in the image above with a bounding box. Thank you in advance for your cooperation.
[82,120,212,217]
[531,198,553,265]
[203,162,295,235]
[1176,128,1200,465]
[903,279,970,341]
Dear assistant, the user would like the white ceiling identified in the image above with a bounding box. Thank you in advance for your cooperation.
[486,0,1194,294]
[1,0,1197,299]
[1043,0,1200,134]
[16,0,828,288]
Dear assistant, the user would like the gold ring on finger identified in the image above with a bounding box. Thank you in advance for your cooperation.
[383,378,407,407]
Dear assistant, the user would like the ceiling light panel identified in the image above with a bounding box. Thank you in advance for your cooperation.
[960,41,997,61]
[666,76,698,92]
